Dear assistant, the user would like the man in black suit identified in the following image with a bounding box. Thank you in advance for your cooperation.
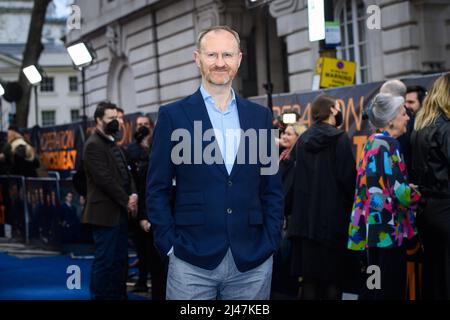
[83,101,137,300]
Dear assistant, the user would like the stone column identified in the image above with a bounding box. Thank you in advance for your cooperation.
[270,0,319,92]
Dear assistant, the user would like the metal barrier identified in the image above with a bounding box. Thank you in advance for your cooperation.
[0,175,28,243]
[0,175,90,249]
[47,171,61,181]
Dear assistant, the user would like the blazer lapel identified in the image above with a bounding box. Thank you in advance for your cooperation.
[230,96,253,179]
[182,89,228,177]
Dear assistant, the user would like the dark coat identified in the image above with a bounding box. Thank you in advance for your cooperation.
[287,122,356,247]
[125,141,150,220]
[411,113,450,197]
[398,107,415,173]
[279,148,296,218]
[83,129,136,227]
[146,89,284,272]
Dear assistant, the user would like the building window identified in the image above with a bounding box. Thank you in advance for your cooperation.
[40,77,54,92]
[41,110,56,126]
[336,0,369,84]
[71,109,80,122]
[69,76,78,92]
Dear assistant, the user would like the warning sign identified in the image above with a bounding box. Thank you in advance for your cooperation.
[317,57,356,88]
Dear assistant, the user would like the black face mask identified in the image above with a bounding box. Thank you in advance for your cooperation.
[104,119,120,135]
[334,110,343,127]
[134,126,150,143]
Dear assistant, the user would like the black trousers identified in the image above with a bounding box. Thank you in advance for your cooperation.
[131,220,167,300]
[90,213,128,300]
[417,198,450,300]
[360,246,406,300]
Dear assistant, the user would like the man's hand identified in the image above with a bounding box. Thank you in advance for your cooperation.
[140,219,151,232]
[128,194,138,218]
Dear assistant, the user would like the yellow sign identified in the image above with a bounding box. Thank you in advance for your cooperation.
[317,57,356,88]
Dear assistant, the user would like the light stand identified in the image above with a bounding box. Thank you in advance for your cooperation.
[66,42,96,133]
[22,65,44,127]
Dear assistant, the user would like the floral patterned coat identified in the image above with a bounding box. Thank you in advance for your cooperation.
[348,131,421,250]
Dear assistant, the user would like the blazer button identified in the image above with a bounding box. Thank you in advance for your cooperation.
[227,208,232,214]
[228,180,232,187]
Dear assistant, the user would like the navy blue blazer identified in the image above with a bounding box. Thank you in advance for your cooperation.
[146,89,283,272]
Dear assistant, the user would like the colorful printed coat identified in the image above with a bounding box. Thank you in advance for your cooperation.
[348,131,421,250]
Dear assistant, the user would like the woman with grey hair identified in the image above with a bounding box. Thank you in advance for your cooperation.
[348,93,421,299]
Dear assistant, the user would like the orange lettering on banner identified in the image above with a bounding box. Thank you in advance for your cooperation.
[291,104,301,114]
[353,135,368,166]
[259,100,365,134]
[346,97,364,132]
[300,103,311,127]
[272,104,303,120]
[41,150,77,170]
[66,130,75,149]
[335,99,346,131]
[40,130,75,151]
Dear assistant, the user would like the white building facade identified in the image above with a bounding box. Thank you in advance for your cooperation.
[64,0,450,118]
[0,0,81,129]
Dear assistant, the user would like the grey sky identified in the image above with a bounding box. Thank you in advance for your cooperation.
[53,0,73,18]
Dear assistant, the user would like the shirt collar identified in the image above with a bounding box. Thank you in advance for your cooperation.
[200,85,236,114]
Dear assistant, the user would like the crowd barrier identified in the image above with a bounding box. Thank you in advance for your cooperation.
[0,174,91,250]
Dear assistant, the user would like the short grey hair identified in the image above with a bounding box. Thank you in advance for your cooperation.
[379,79,407,97]
[368,93,405,129]
[196,26,241,51]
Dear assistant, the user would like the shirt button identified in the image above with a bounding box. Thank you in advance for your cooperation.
[228,180,232,187]
[227,208,232,214]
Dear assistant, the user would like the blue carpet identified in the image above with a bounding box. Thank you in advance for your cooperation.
[0,252,145,300]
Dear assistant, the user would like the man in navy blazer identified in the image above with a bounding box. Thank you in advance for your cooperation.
[146,26,283,300]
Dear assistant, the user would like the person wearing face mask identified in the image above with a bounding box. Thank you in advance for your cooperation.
[82,101,138,300]
[348,93,421,300]
[287,94,357,300]
[125,116,167,298]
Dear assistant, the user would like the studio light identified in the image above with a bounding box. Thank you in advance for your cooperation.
[67,42,95,68]
[22,65,43,85]
[22,65,44,126]
[66,42,96,133]
[282,113,297,124]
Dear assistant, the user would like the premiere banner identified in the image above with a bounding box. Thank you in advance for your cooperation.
[23,112,144,177]
[249,74,440,164]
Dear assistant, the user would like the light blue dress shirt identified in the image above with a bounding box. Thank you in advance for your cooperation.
[200,85,241,175]
[167,87,241,256]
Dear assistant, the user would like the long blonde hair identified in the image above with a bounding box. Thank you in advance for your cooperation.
[414,73,450,130]
[285,123,307,153]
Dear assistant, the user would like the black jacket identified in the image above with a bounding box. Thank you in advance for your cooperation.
[411,114,450,198]
[279,147,296,218]
[126,141,151,220]
[398,107,415,173]
[83,129,136,227]
[287,122,356,247]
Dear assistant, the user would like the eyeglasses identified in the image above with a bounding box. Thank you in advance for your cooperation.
[199,51,240,62]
